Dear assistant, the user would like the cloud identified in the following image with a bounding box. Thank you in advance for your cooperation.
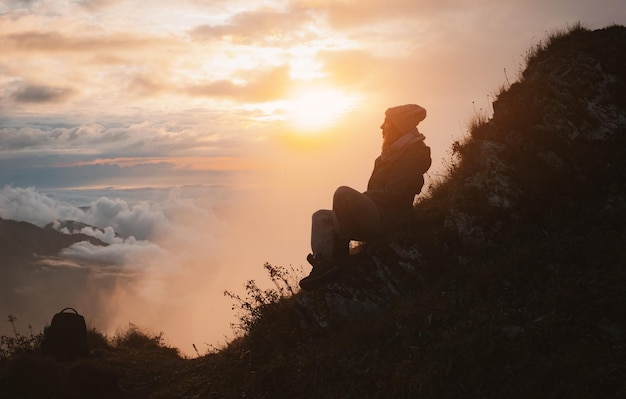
[127,75,166,97]
[317,49,387,88]
[0,126,48,150]
[183,65,292,102]
[86,196,171,240]
[1,30,163,54]
[0,184,246,356]
[0,185,230,243]
[70,225,122,244]
[189,7,315,45]
[80,183,273,355]
[0,184,232,272]
[0,185,167,240]
[0,116,252,161]
[0,16,185,112]
[77,0,123,11]
[0,185,87,226]
[11,84,75,103]
[60,239,166,267]
[0,124,125,152]
[2,0,39,9]
[0,156,244,190]
[293,0,419,29]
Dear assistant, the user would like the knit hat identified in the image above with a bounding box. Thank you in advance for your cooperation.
[385,104,427,135]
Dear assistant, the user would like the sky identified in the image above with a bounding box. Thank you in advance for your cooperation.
[1,0,624,356]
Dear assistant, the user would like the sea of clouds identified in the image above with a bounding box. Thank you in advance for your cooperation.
[0,184,305,356]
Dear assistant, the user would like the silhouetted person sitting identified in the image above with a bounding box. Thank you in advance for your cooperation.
[299,104,432,291]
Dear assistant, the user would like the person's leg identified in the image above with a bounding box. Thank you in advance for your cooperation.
[301,187,383,290]
[302,209,343,290]
[333,186,383,241]
[310,209,336,261]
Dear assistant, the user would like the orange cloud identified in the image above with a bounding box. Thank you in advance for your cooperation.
[2,30,163,53]
[188,7,315,46]
[183,65,292,102]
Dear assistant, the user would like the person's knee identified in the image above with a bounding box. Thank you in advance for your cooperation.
[333,186,358,204]
[312,209,332,224]
[312,209,325,218]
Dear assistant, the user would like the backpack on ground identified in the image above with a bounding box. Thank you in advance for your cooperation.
[42,307,89,360]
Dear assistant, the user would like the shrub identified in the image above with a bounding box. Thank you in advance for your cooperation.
[0,315,43,359]
[113,323,167,351]
[520,21,589,79]
[224,263,301,336]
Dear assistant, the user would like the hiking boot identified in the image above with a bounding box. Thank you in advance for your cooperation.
[299,254,341,291]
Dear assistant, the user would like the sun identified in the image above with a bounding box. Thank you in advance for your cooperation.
[285,87,357,133]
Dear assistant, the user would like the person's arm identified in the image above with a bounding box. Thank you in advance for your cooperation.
[364,145,431,208]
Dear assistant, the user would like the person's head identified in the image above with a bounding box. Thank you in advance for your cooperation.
[380,104,426,148]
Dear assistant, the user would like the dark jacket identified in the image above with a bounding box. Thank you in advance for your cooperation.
[364,140,431,225]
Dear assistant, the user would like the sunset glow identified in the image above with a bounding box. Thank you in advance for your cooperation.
[285,87,358,132]
[1,0,623,357]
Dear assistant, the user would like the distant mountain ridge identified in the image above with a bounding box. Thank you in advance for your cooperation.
[44,219,111,236]
[0,217,106,265]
